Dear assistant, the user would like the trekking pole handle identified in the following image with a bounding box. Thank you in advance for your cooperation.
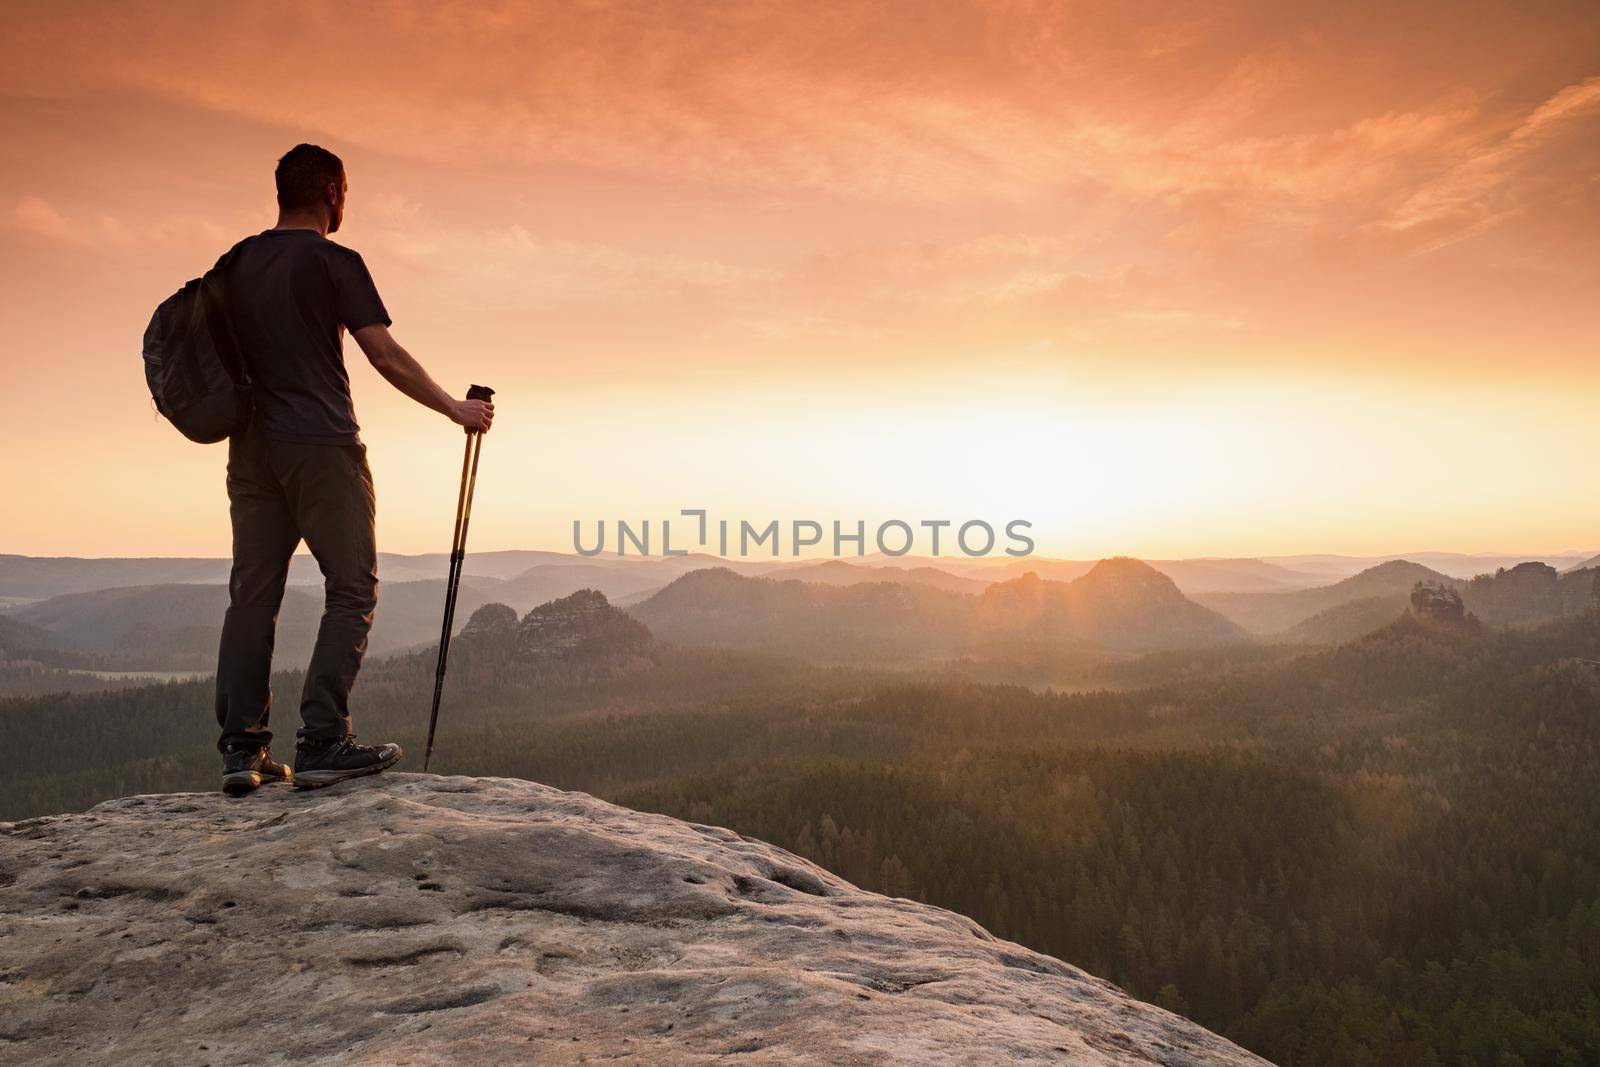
[464,384,494,435]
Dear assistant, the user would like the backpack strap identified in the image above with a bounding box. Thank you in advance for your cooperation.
[201,240,251,387]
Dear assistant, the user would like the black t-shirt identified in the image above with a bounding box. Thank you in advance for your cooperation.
[219,229,390,445]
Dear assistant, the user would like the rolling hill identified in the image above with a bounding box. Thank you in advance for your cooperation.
[1197,560,1456,635]
[0,551,784,605]
[1209,559,1600,644]
[5,579,502,670]
[629,568,975,661]
[780,559,990,595]
[0,613,87,667]
[1277,595,1410,645]
[631,557,1245,660]
[986,556,1321,595]
[974,558,1247,652]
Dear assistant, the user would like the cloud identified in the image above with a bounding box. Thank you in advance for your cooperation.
[1386,75,1600,238]
[4,0,1589,223]
[9,195,227,249]
[355,210,778,308]
[0,0,1594,372]
[13,196,82,243]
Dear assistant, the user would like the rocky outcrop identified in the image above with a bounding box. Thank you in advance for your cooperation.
[1410,581,1466,621]
[461,600,518,636]
[1462,562,1562,626]
[450,590,655,683]
[515,588,653,663]
[0,775,1268,1065]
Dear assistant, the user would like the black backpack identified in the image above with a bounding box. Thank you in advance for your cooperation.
[142,246,251,443]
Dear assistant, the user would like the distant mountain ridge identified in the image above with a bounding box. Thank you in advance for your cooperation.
[629,567,974,661]
[6,548,1595,604]
[974,559,1246,652]
[7,553,1595,673]
[783,559,990,595]
[4,579,508,671]
[978,556,1320,594]
[631,557,1244,660]
[1565,552,1600,574]
[1206,560,1600,643]
[1198,560,1454,635]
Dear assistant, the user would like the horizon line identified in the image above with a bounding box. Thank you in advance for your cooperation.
[5,547,1596,564]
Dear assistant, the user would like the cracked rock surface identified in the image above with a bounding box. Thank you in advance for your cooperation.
[0,774,1269,1065]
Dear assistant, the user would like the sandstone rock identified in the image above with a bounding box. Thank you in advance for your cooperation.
[445,591,654,685]
[1410,581,1465,621]
[461,601,518,637]
[515,589,652,664]
[1463,562,1562,626]
[0,775,1269,1065]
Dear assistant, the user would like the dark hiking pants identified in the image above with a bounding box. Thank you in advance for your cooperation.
[215,418,377,752]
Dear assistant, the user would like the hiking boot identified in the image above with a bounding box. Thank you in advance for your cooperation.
[293,735,403,790]
[222,745,293,797]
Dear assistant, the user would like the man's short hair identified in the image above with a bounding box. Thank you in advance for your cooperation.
[275,144,344,212]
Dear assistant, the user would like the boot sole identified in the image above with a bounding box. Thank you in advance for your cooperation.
[222,771,262,797]
[293,748,402,790]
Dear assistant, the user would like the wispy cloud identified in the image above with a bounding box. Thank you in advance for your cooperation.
[0,0,1595,367]
[5,1,1591,223]
[10,195,227,248]
[1384,76,1600,248]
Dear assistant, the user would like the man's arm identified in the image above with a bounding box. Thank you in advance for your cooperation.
[352,324,494,432]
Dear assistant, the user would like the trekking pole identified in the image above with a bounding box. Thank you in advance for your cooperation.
[424,384,494,771]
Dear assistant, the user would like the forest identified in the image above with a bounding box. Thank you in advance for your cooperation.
[3,598,1599,1065]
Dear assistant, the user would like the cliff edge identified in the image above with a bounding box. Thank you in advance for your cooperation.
[0,775,1267,1065]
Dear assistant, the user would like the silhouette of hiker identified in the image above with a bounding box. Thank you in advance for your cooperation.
[215,144,493,796]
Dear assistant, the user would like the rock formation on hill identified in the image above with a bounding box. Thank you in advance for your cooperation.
[1410,582,1466,622]
[1461,561,1565,626]
[449,590,656,683]
[0,775,1267,1065]
[516,589,654,661]
[1201,559,1600,644]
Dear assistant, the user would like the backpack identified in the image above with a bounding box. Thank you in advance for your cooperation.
[142,246,251,443]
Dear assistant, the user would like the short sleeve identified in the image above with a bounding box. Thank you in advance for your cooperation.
[335,250,391,332]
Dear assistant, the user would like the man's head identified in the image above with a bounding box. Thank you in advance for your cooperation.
[274,144,346,234]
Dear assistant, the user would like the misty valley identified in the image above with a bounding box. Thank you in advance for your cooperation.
[3,549,1599,1065]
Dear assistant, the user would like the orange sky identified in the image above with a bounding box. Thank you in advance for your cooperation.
[2,1,1598,559]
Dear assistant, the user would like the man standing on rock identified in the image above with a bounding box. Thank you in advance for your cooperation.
[215,144,494,796]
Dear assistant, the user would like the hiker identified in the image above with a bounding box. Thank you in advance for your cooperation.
[215,143,494,796]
